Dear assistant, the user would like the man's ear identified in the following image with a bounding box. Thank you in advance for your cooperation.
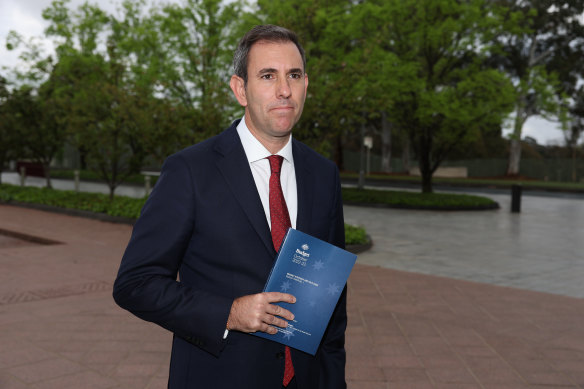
[230,75,247,107]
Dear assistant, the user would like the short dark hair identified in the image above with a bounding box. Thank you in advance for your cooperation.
[233,24,306,84]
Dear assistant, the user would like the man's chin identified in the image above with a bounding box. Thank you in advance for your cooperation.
[270,118,297,134]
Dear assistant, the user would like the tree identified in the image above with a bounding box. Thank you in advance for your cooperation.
[5,0,243,194]
[564,87,584,181]
[0,52,65,189]
[254,0,516,191]
[26,80,66,188]
[147,0,242,141]
[3,29,66,188]
[40,0,198,197]
[489,0,584,176]
[252,0,368,161]
[324,0,515,192]
[42,0,138,197]
[320,1,421,174]
[0,76,22,183]
[0,82,64,188]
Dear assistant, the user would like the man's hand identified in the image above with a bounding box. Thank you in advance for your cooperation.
[227,292,296,334]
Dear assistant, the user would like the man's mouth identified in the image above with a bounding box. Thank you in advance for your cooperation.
[269,102,295,111]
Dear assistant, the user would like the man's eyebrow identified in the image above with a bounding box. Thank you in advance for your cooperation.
[256,67,304,75]
[288,68,304,74]
[257,68,277,75]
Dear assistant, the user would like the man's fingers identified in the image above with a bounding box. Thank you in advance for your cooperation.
[228,293,296,333]
[268,304,294,321]
[263,312,289,328]
[263,292,296,304]
[264,325,278,335]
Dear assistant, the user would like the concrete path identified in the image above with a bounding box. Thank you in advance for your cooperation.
[345,190,584,299]
[1,185,583,387]
[0,173,148,199]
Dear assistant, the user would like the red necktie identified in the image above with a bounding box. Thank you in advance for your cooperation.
[267,155,294,386]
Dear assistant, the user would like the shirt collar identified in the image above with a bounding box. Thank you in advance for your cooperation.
[236,116,294,164]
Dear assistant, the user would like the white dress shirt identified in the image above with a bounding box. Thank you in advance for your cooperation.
[224,118,298,339]
[236,117,298,230]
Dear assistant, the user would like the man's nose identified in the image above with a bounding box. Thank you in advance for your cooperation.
[277,77,291,99]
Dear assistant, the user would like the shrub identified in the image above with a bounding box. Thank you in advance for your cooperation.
[342,187,498,209]
[345,223,369,245]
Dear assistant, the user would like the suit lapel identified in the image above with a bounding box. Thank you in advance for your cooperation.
[293,140,314,234]
[214,122,275,256]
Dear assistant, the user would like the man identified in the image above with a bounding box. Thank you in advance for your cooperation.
[113,25,347,389]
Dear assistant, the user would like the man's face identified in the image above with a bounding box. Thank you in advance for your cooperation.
[231,41,308,148]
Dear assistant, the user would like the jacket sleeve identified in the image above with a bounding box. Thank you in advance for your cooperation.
[112,153,232,356]
[318,166,348,389]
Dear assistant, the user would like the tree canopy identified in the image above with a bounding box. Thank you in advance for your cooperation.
[2,0,583,194]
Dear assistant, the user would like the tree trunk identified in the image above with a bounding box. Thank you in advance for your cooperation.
[79,146,88,170]
[402,138,410,173]
[507,102,526,176]
[572,145,577,182]
[109,185,115,201]
[380,111,392,173]
[421,170,433,193]
[507,138,522,176]
[43,162,53,189]
[419,134,433,193]
[358,120,366,189]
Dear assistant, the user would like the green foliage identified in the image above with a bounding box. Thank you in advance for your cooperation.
[254,0,516,192]
[0,77,23,182]
[0,79,65,188]
[4,0,582,196]
[344,223,369,246]
[342,187,498,209]
[0,184,146,219]
[346,0,516,193]
[489,0,584,175]
[252,0,361,155]
[148,0,242,141]
[0,184,369,243]
[38,0,203,197]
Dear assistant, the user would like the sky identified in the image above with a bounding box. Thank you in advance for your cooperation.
[0,0,569,146]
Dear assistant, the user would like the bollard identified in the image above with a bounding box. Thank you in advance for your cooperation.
[511,184,522,213]
[74,170,80,192]
[19,166,26,186]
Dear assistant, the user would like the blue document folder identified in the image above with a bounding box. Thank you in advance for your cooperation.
[252,228,357,355]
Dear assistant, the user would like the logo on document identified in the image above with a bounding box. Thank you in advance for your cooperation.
[293,243,310,266]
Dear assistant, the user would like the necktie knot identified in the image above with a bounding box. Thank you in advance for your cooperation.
[268,155,284,175]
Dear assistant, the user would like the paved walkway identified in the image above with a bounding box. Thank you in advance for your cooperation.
[0,173,148,199]
[0,190,583,387]
[345,190,584,299]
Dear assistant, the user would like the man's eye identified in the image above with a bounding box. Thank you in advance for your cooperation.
[290,73,302,79]
[261,74,274,80]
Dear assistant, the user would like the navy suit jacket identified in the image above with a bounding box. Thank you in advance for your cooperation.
[113,120,347,389]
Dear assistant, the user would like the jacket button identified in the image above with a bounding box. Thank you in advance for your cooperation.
[275,352,285,359]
